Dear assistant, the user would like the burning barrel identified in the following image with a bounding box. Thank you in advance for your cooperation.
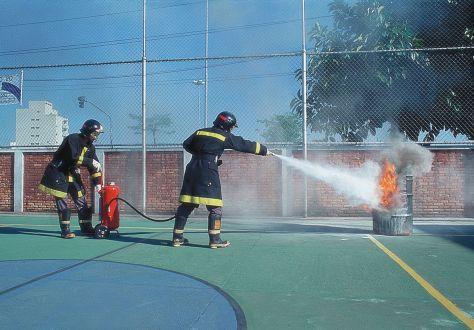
[372,160,413,236]
[372,208,412,236]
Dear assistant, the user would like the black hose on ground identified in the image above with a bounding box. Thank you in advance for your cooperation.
[105,197,175,222]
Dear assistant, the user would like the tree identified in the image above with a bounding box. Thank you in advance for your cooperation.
[128,113,175,146]
[392,0,474,141]
[257,113,302,143]
[292,0,473,142]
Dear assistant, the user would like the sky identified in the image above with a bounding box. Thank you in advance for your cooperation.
[0,0,336,147]
[0,0,468,147]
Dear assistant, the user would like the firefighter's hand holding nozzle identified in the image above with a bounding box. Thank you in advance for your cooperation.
[95,184,102,193]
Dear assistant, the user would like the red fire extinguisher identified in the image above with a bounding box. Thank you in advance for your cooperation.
[95,182,121,239]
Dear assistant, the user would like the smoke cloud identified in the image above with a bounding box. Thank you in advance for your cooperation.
[382,135,434,177]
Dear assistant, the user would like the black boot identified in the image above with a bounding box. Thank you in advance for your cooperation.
[59,209,75,239]
[208,214,230,249]
[209,236,231,249]
[172,215,188,247]
[78,206,94,235]
[172,237,189,247]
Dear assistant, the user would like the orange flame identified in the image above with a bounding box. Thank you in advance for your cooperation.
[379,159,399,209]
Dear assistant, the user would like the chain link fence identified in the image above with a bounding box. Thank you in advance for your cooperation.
[0,0,472,148]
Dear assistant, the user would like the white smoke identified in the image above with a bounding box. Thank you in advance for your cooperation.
[276,155,381,208]
[382,138,434,177]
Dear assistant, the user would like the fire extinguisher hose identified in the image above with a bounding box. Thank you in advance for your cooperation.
[105,197,176,222]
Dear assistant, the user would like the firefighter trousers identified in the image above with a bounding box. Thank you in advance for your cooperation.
[173,203,223,241]
[54,183,92,234]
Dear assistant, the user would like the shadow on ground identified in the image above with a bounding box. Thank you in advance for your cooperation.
[5,221,472,251]
[415,224,474,251]
[0,226,151,239]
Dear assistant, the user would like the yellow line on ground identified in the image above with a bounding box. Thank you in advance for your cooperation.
[368,235,474,329]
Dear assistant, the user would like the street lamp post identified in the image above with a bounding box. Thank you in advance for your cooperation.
[78,96,114,147]
[193,80,205,126]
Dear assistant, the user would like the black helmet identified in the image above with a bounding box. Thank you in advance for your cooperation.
[213,111,238,131]
[80,119,104,137]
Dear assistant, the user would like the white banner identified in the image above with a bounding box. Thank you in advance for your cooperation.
[0,71,23,105]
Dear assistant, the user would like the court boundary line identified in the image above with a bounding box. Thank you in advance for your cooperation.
[0,231,164,296]
[368,234,474,329]
[0,258,247,330]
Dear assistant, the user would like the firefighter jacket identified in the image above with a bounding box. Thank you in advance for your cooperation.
[179,126,268,207]
[39,133,102,199]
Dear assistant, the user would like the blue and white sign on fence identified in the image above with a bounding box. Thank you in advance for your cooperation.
[1,71,23,105]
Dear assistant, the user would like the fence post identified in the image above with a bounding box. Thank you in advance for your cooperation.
[406,175,413,224]
[281,148,292,217]
[301,0,308,218]
[14,150,24,213]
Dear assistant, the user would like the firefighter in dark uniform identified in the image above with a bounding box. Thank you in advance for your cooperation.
[39,119,104,239]
[172,111,272,248]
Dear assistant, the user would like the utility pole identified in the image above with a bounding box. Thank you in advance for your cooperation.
[142,0,147,213]
[301,0,308,218]
[204,0,209,127]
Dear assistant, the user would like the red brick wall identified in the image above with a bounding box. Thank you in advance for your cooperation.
[414,151,464,217]
[146,152,182,212]
[23,153,94,212]
[0,153,14,211]
[104,151,182,213]
[13,148,474,218]
[220,150,282,216]
[105,150,280,216]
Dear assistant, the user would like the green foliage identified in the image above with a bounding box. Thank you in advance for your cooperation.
[258,113,302,143]
[128,113,175,145]
[292,0,473,142]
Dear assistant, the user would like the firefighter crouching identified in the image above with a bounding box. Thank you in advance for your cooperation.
[173,111,273,249]
[39,119,104,239]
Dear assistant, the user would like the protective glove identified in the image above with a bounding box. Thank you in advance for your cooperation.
[266,151,275,156]
[95,184,102,193]
[92,159,102,172]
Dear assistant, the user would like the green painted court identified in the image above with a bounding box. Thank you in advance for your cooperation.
[1,214,473,329]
